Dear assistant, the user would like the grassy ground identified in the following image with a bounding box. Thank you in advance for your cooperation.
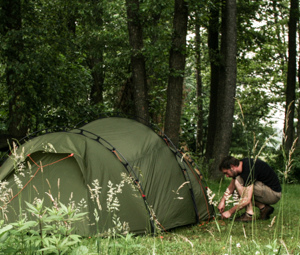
[80,180,300,255]
[1,178,298,254]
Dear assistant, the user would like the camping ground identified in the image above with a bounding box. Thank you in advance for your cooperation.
[78,180,300,255]
[0,178,299,254]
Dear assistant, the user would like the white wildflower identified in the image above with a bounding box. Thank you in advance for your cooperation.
[172,181,189,200]
[11,142,25,163]
[268,216,276,228]
[32,185,39,195]
[116,180,125,193]
[78,198,87,208]
[87,179,102,210]
[232,190,240,205]
[121,172,132,185]
[42,143,57,153]
[14,174,23,189]
[17,162,26,175]
[120,172,141,194]
[69,192,73,201]
[108,213,130,235]
[206,187,218,206]
[27,161,32,176]
[0,181,12,213]
[224,189,240,206]
[236,243,241,248]
[0,181,10,193]
[106,180,125,212]
[33,197,43,205]
[94,208,100,223]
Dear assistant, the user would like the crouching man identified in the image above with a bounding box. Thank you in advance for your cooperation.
[217,156,282,222]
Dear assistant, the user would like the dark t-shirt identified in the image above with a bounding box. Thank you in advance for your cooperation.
[239,158,282,192]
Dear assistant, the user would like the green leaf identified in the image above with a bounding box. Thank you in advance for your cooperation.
[17,221,37,232]
[0,224,13,236]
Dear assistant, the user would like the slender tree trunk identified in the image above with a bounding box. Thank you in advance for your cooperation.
[88,55,104,104]
[126,0,149,124]
[164,0,188,146]
[297,53,300,147]
[195,21,204,155]
[210,0,237,179]
[87,0,104,105]
[1,0,28,139]
[205,0,220,161]
[284,0,298,151]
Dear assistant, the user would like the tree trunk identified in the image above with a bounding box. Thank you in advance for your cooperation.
[297,54,300,147]
[164,0,188,146]
[205,0,221,161]
[88,56,104,104]
[210,0,237,180]
[195,21,204,155]
[88,0,104,105]
[1,0,28,139]
[284,0,298,151]
[126,0,149,124]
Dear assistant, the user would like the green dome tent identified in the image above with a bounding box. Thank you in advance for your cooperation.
[0,117,214,236]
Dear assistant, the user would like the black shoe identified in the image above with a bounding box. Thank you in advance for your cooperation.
[259,205,274,220]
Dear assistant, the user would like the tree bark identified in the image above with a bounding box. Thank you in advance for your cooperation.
[164,0,188,146]
[126,0,149,124]
[210,0,237,179]
[1,0,28,139]
[205,0,221,161]
[297,54,300,147]
[87,0,104,105]
[195,21,204,155]
[88,56,104,105]
[284,0,298,151]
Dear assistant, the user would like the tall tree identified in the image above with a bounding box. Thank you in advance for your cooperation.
[284,0,298,151]
[205,0,221,161]
[164,0,188,146]
[297,50,300,147]
[0,0,28,139]
[195,16,204,155]
[210,0,237,179]
[126,0,149,123]
[87,0,105,105]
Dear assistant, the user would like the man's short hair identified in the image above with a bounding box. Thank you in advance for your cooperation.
[219,156,240,172]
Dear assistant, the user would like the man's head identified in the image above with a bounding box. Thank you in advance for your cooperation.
[219,156,240,178]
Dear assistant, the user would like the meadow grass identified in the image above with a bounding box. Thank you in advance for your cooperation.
[2,177,298,254]
[75,179,299,255]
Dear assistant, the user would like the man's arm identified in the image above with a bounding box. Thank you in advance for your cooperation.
[217,179,236,213]
[221,183,253,218]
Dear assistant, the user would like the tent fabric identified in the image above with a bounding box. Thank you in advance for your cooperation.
[0,117,214,236]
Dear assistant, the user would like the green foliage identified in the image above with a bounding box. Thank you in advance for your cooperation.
[268,146,300,184]
[0,199,87,254]
[0,0,291,156]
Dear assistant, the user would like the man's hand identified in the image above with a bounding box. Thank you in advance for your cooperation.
[221,210,231,219]
[217,200,225,213]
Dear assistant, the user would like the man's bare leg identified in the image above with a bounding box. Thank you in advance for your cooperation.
[234,179,254,215]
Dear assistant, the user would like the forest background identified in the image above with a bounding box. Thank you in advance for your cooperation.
[0,0,299,180]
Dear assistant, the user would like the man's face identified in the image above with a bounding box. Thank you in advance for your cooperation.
[222,167,238,178]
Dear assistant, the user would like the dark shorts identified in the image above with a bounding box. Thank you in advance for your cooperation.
[237,176,281,205]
